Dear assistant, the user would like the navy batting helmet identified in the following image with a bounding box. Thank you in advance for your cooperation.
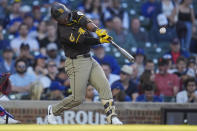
[51,2,71,23]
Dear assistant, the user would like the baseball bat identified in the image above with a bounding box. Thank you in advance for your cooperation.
[110,40,135,63]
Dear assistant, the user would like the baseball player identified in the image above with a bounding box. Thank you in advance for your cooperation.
[47,2,122,125]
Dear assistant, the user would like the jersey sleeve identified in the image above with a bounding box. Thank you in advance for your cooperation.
[84,37,100,45]
[72,11,92,28]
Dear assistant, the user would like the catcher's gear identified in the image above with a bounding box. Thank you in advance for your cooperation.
[0,73,11,95]
[51,2,71,23]
[0,105,20,124]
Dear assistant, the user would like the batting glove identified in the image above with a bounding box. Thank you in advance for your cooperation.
[96,29,108,37]
[99,35,112,43]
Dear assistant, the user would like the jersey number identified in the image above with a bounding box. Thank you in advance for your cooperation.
[69,28,86,43]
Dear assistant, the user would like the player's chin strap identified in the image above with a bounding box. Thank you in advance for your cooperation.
[101,99,117,124]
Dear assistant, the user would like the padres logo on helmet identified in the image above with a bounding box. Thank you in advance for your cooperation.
[51,2,71,22]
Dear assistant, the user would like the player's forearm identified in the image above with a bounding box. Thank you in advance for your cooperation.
[86,22,98,32]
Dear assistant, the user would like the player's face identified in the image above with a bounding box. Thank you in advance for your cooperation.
[57,13,70,24]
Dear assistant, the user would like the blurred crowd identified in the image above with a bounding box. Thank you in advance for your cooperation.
[0,0,197,103]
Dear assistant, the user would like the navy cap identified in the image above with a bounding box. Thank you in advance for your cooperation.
[111,82,124,91]
[20,43,30,49]
[3,46,12,52]
[171,38,180,45]
[49,81,65,91]
[24,13,33,18]
[158,58,168,66]
[136,48,145,55]
[188,57,196,64]
[35,54,47,60]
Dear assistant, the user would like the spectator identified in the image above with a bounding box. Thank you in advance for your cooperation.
[190,21,197,54]
[46,43,61,67]
[153,13,176,43]
[145,59,155,72]
[186,56,197,77]
[33,54,48,75]
[10,23,39,56]
[176,77,197,103]
[7,17,22,37]
[33,57,51,89]
[154,58,180,102]
[39,22,58,48]
[23,13,37,38]
[130,17,149,44]
[18,44,34,67]
[164,38,190,64]
[101,63,120,86]
[0,0,9,27]
[9,0,21,21]
[111,82,131,102]
[104,17,113,32]
[86,0,102,22]
[104,0,129,29]
[175,0,196,50]
[133,48,146,77]
[46,60,58,81]
[138,69,155,95]
[109,17,137,51]
[93,45,120,75]
[174,56,187,77]
[173,56,187,90]
[32,5,43,26]
[55,68,70,97]
[0,47,15,74]
[36,21,47,45]
[9,59,36,99]
[136,83,163,102]
[111,65,138,101]
[0,25,10,50]
[6,0,22,36]
[160,0,176,25]
[130,64,140,86]
[141,0,160,24]
[163,54,175,73]
[47,81,65,100]
[85,84,95,102]
[77,0,93,13]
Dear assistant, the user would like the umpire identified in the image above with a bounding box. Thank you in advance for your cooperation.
[47,2,122,125]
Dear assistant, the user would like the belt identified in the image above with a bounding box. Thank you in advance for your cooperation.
[68,53,91,59]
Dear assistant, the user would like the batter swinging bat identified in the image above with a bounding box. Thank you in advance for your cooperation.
[110,40,135,63]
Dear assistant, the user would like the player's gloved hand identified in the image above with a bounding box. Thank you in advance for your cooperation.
[96,29,108,37]
[99,35,112,43]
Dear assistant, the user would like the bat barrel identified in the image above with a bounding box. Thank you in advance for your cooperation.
[110,40,135,63]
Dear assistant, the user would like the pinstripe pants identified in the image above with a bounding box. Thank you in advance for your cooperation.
[52,56,112,115]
